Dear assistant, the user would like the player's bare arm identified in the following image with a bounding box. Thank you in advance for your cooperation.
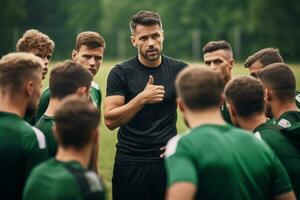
[104,75,165,130]
[166,182,196,200]
[274,191,296,200]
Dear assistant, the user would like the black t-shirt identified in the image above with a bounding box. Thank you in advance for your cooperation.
[106,55,187,161]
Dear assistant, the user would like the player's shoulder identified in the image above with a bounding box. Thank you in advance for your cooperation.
[115,56,138,69]
[23,122,47,150]
[165,130,191,157]
[162,55,188,67]
[30,158,54,175]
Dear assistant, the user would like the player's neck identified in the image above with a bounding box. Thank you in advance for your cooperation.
[55,145,92,169]
[238,114,267,132]
[185,108,226,128]
[45,98,61,117]
[0,93,26,117]
[273,101,299,120]
[138,54,162,68]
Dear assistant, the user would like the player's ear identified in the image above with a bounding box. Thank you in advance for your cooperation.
[228,103,236,118]
[178,98,185,112]
[76,87,89,98]
[130,35,137,48]
[91,128,99,144]
[229,58,234,69]
[25,81,34,97]
[72,50,78,60]
[265,88,272,102]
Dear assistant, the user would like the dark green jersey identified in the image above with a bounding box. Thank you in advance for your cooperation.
[254,122,300,198]
[36,81,102,121]
[165,124,292,200]
[0,112,48,200]
[23,159,105,200]
[35,115,57,157]
[277,111,300,128]
[221,101,232,124]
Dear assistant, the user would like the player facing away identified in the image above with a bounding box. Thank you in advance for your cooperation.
[202,40,234,123]
[244,48,300,108]
[23,96,105,200]
[0,52,48,200]
[165,66,296,200]
[225,75,300,198]
[104,10,187,200]
[35,60,93,157]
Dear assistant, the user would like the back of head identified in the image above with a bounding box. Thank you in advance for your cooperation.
[244,48,283,68]
[257,63,296,103]
[49,60,93,99]
[130,10,162,34]
[225,76,265,118]
[75,31,106,51]
[202,40,233,56]
[54,95,100,149]
[0,52,43,95]
[176,66,225,110]
[16,29,54,56]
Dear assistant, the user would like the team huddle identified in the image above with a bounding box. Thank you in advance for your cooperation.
[0,10,299,200]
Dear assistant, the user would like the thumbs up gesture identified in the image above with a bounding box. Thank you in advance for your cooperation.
[140,75,165,104]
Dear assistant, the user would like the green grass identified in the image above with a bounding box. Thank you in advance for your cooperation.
[45,61,300,200]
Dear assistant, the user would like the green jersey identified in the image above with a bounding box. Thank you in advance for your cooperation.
[0,112,48,200]
[165,124,292,200]
[277,111,300,128]
[35,115,57,157]
[254,122,300,198]
[23,159,105,200]
[36,81,102,121]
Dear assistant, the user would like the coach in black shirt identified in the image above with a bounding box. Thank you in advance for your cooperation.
[104,10,187,200]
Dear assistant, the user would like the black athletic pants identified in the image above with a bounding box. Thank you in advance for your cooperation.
[112,159,167,200]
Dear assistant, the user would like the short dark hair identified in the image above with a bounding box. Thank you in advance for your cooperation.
[244,48,283,68]
[130,10,162,34]
[176,66,225,110]
[54,95,100,149]
[0,52,43,94]
[225,76,265,118]
[75,31,106,50]
[50,60,92,99]
[202,40,232,54]
[16,29,55,56]
[256,63,295,103]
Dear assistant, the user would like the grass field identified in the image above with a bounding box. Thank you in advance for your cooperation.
[44,61,300,200]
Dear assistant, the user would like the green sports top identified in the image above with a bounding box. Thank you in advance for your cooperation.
[277,111,300,128]
[254,121,300,198]
[36,81,102,121]
[23,159,105,200]
[0,111,48,200]
[35,115,57,157]
[165,124,292,200]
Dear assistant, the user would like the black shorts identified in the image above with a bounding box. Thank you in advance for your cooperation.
[112,159,166,200]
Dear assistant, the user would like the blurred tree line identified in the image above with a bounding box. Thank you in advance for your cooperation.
[1,0,300,61]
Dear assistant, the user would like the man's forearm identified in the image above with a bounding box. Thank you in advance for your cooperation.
[104,94,146,130]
